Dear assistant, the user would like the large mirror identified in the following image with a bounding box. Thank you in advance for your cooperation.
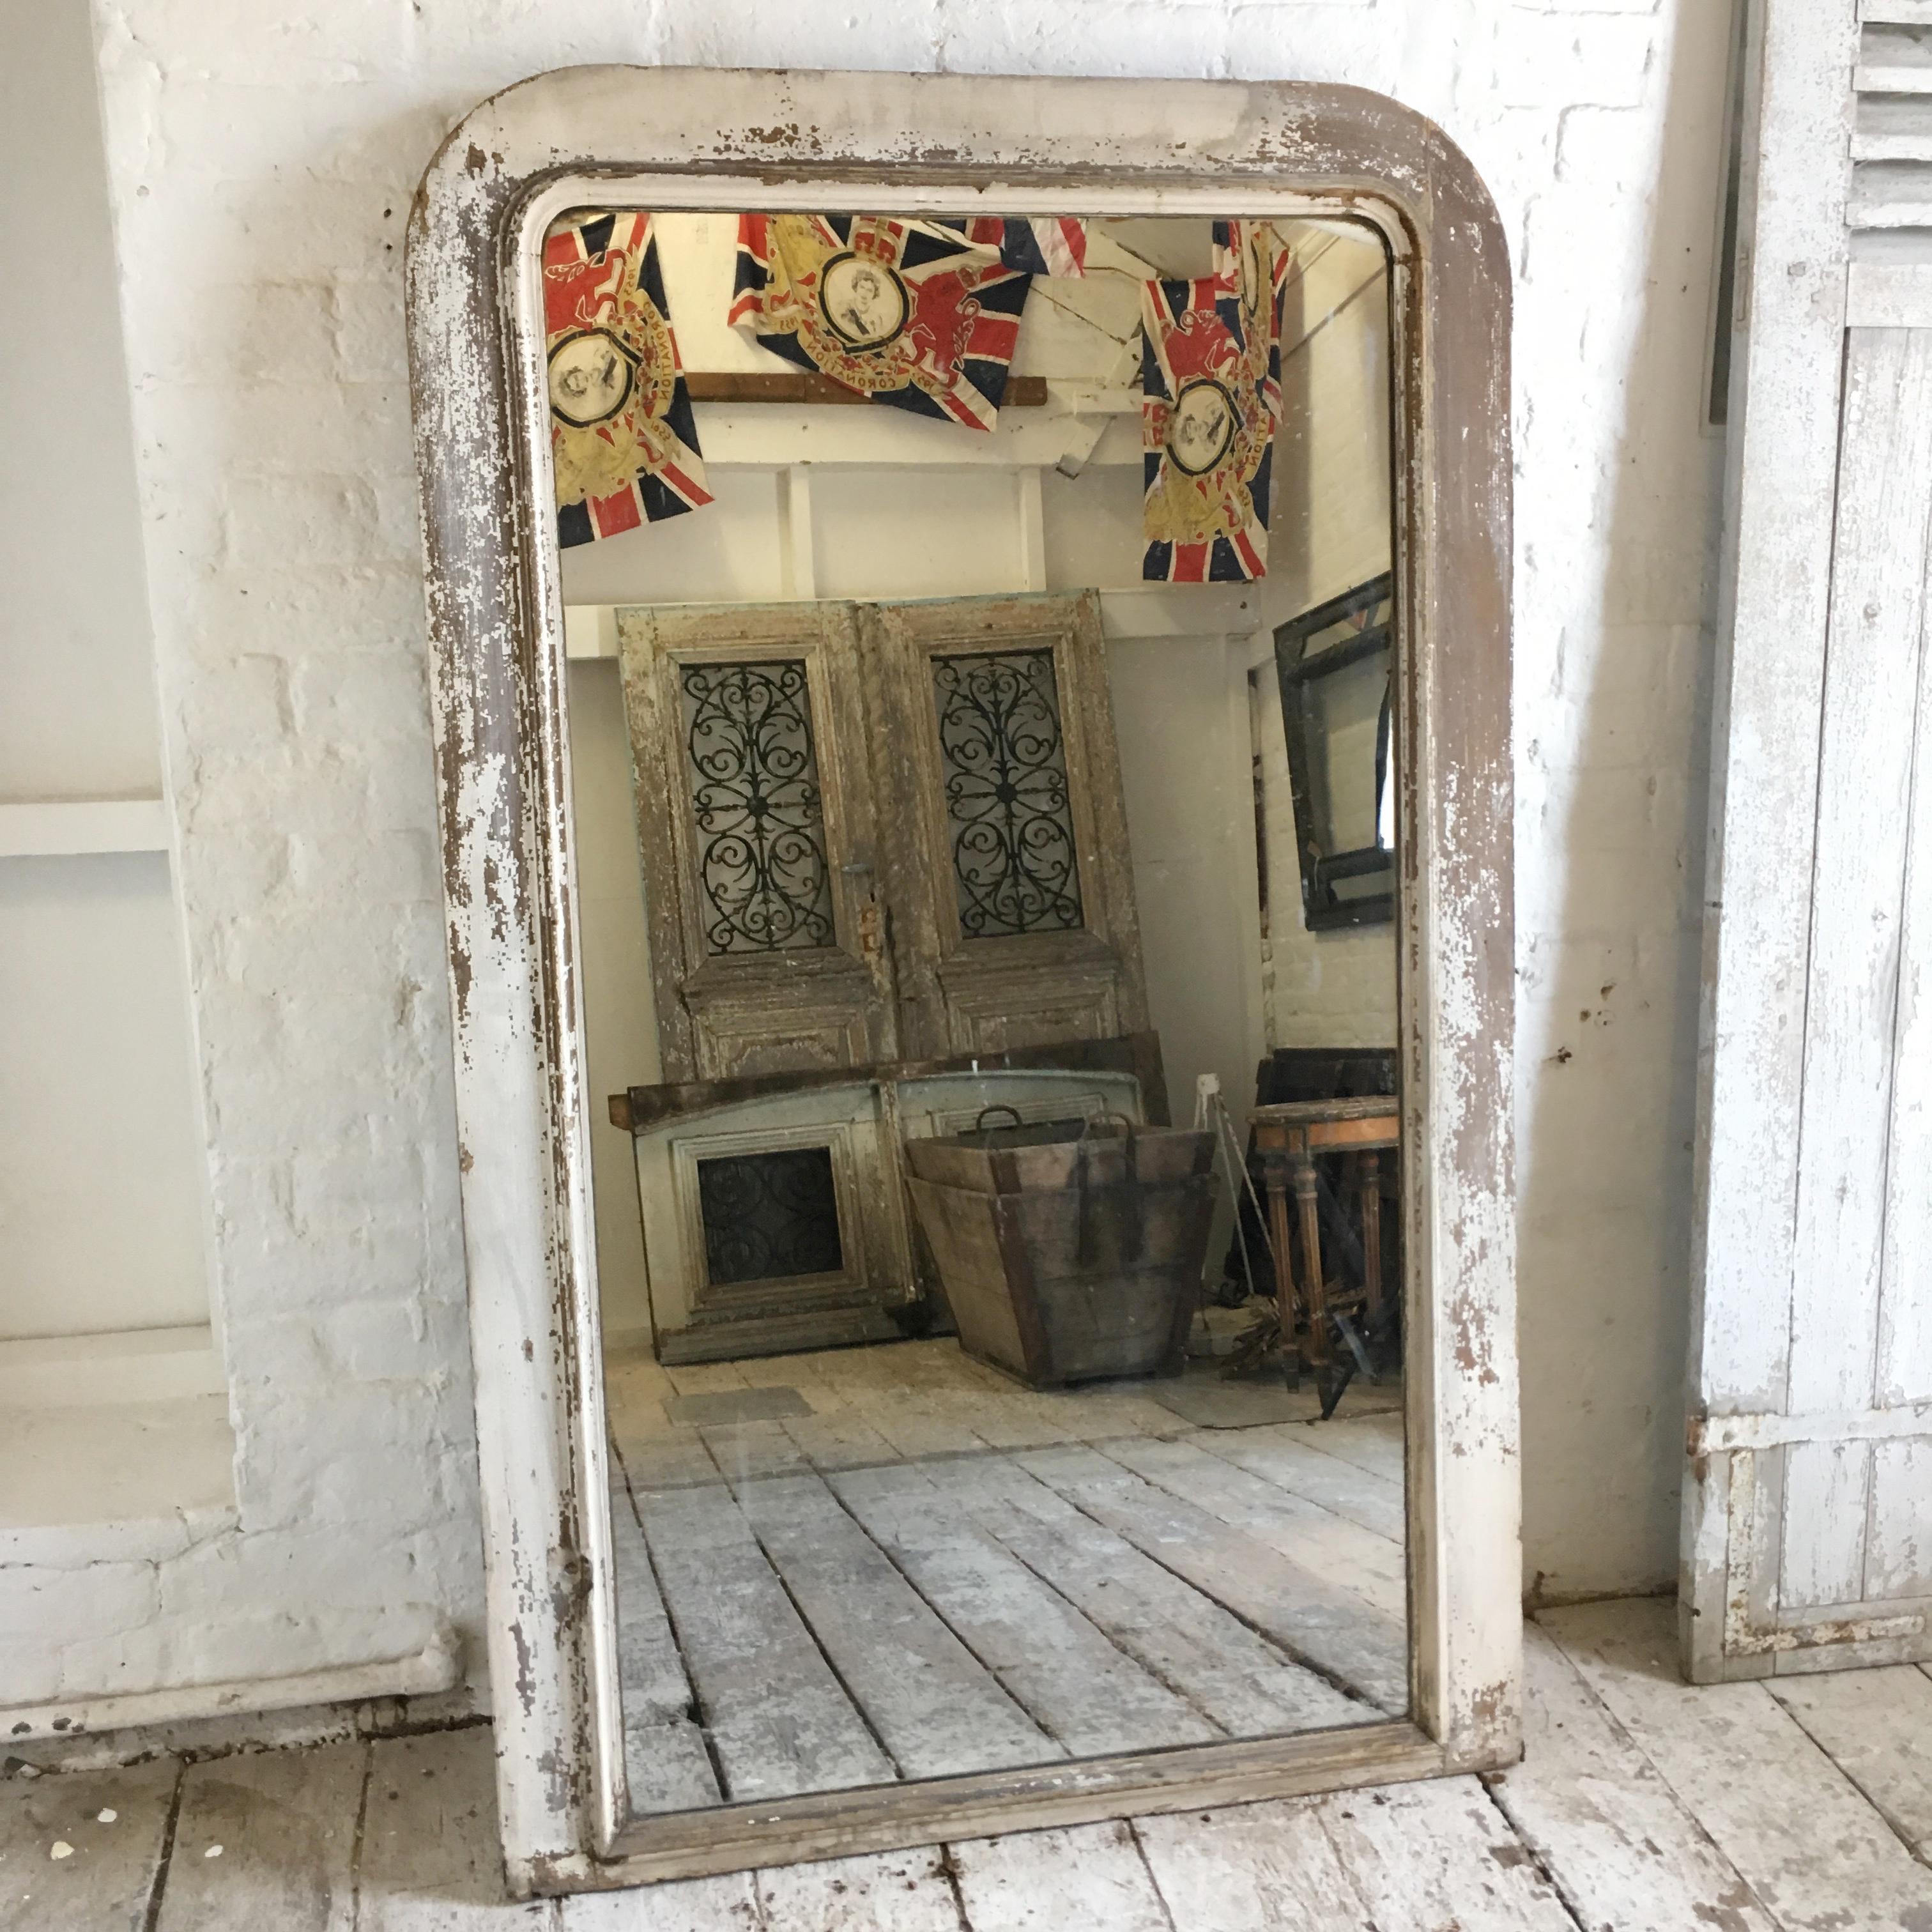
[555,203,1411,1825]
[408,68,1519,1892]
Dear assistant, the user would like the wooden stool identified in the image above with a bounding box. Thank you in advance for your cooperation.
[1250,1097,1400,1406]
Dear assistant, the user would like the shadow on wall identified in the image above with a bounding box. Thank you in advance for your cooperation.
[1515,0,1732,1604]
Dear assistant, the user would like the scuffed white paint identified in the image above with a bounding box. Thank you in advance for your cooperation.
[409,65,1515,1884]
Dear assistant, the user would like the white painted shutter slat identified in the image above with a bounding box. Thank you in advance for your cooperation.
[1786,329,1932,1424]
[1851,95,1932,160]
[1855,21,1932,92]
[1850,164,1932,227]
[1874,614,1932,1413]
[1852,22,1932,237]
[1684,0,1857,1686]
[1692,0,1855,1445]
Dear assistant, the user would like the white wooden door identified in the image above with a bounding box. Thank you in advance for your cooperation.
[1686,0,1932,1680]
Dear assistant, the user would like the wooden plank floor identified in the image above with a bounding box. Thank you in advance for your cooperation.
[10,1599,1931,1927]
[606,1338,1408,1809]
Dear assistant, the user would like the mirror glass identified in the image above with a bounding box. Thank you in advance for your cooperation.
[1275,574,1396,928]
[548,206,1407,1822]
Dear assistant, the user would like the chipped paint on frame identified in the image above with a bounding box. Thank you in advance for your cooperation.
[405,66,1518,1894]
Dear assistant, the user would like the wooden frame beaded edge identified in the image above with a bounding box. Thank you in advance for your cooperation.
[404,65,1519,1897]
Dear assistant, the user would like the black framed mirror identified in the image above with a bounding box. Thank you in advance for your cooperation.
[1275,571,1395,930]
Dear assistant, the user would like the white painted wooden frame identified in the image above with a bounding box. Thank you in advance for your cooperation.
[406,66,1518,1896]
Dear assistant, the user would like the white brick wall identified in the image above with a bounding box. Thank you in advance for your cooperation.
[19,0,1728,1719]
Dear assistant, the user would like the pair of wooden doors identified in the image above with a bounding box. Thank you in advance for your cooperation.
[617,591,1148,1085]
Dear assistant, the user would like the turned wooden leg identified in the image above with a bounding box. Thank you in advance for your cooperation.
[1292,1146,1330,1376]
[1261,1147,1298,1352]
[1358,1147,1383,1323]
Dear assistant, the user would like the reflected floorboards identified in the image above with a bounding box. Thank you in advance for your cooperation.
[919,1450,1369,1735]
[606,1338,1409,1817]
[726,1468,1055,1779]
[606,1496,721,1814]
[632,1473,894,1803]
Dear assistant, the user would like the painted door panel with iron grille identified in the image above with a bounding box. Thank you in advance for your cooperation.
[619,592,1146,1082]
[862,591,1148,1060]
[618,602,896,1081]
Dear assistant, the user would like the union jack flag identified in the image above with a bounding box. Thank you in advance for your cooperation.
[1213,219,1290,428]
[1140,226,1285,583]
[948,215,1089,279]
[542,210,711,548]
[728,214,1030,432]
[1212,218,1289,298]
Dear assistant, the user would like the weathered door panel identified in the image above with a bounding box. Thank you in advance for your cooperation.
[618,602,897,1081]
[862,591,1149,1060]
[1686,0,1932,1680]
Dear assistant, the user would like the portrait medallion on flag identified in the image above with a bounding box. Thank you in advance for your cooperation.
[729,214,1030,431]
[542,210,712,548]
[1140,225,1285,583]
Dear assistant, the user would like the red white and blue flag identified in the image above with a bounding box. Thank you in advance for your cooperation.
[948,215,1089,279]
[728,214,1031,432]
[542,210,712,548]
[1140,223,1285,582]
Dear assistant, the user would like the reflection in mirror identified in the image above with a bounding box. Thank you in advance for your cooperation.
[553,206,1406,1823]
[1275,573,1397,928]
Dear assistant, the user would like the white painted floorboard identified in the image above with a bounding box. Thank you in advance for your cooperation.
[1539,1598,1932,1932]
[1132,1798,1361,1931]
[1488,1623,1780,1932]
[6,1602,1932,1929]
[948,1821,1172,1932]
[1315,1778,1577,1929]
[1767,1665,1932,1863]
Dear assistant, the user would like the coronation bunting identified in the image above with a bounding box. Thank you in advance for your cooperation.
[543,210,711,548]
[947,215,1089,279]
[728,214,1030,431]
[1212,218,1288,296]
[1140,221,1285,583]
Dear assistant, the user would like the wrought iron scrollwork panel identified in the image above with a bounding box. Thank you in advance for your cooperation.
[931,648,1085,938]
[680,659,835,956]
[697,1146,845,1285]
